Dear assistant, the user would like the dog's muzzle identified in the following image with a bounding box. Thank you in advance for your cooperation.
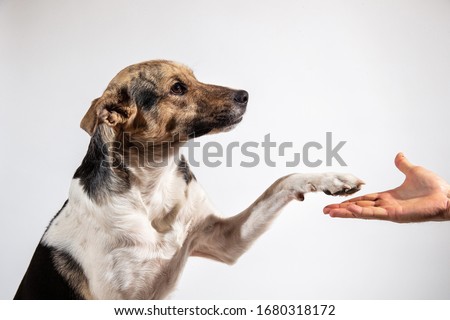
[233,90,249,108]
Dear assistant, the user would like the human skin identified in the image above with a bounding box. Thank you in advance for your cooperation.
[324,153,450,223]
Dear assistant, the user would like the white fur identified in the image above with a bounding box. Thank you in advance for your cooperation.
[42,162,215,299]
[43,160,361,299]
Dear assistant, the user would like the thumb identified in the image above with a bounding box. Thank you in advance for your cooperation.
[394,152,415,175]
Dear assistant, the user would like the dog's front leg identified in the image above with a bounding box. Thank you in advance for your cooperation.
[192,173,363,264]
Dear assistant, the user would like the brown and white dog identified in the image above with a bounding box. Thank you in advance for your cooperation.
[14,60,363,299]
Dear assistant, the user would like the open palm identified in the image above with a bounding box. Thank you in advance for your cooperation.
[323,153,450,223]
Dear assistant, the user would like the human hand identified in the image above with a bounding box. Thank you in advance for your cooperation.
[323,153,450,223]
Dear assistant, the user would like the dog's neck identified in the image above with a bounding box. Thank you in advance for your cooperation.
[74,125,190,205]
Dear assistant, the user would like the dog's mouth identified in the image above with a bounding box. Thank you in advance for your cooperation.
[226,114,244,127]
[216,104,247,128]
[187,110,245,138]
[215,115,243,133]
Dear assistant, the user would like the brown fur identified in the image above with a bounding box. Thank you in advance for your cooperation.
[81,60,246,143]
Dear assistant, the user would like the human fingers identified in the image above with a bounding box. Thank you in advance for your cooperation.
[327,204,389,220]
[323,193,380,213]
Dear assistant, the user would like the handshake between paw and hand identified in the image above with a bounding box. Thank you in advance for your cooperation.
[323,153,450,223]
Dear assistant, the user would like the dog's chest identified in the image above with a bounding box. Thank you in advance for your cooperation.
[96,219,194,298]
[95,187,207,298]
[44,178,209,299]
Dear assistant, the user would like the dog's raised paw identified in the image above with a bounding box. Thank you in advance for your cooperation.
[320,173,364,196]
[323,186,361,196]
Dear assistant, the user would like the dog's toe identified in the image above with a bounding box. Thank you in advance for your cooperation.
[321,173,364,196]
[323,186,361,196]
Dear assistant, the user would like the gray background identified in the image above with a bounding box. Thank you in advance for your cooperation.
[1,0,449,299]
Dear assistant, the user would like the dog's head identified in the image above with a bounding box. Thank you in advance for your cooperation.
[81,60,248,142]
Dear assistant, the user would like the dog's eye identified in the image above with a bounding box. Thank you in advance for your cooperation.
[170,82,187,95]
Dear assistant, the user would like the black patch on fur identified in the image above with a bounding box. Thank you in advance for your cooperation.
[177,155,196,184]
[165,117,177,132]
[131,75,159,111]
[187,120,213,138]
[134,88,158,110]
[73,130,112,199]
[117,86,130,104]
[14,244,84,300]
[73,130,130,200]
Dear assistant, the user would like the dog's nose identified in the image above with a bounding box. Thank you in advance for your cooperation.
[233,90,249,106]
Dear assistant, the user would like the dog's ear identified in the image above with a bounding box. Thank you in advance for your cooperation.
[80,92,136,136]
[80,98,101,136]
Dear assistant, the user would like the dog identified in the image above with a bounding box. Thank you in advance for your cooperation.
[14,60,363,299]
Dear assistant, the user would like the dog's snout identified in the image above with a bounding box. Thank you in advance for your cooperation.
[233,90,249,106]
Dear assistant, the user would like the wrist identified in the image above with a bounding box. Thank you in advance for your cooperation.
[445,187,450,220]
[444,204,450,221]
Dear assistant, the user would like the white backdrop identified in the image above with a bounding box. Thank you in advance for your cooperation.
[1,0,449,299]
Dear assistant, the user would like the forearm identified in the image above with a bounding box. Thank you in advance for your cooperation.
[191,177,294,264]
